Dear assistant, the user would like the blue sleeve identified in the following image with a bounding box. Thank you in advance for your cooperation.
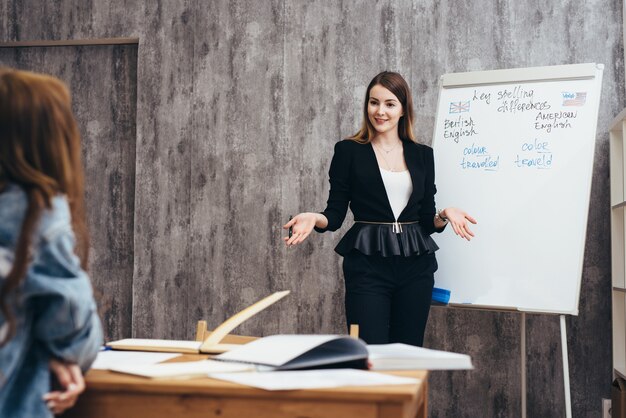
[419,146,446,235]
[25,229,103,372]
[315,141,352,233]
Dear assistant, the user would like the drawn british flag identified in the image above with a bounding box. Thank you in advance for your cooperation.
[562,92,587,106]
[449,100,470,113]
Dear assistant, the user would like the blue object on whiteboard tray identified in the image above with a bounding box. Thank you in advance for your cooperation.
[432,287,451,304]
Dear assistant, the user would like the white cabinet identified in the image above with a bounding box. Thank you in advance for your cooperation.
[610,108,626,379]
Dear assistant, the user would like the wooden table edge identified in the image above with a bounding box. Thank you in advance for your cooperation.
[83,368,428,403]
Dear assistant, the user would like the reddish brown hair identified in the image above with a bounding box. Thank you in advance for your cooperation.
[0,68,89,346]
[347,71,417,144]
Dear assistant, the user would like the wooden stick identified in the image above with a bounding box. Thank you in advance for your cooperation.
[195,321,207,342]
[200,291,290,352]
[350,324,359,339]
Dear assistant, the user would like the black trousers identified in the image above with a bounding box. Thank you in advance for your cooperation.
[342,250,437,346]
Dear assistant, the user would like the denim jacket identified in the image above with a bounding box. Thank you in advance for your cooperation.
[0,183,103,418]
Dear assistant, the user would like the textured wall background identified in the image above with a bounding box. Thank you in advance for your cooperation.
[0,44,138,342]
[1,1,622,416]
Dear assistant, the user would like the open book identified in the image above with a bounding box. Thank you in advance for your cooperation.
[106,290,289,354]
[367,343,474,370]
[215,334,369,371]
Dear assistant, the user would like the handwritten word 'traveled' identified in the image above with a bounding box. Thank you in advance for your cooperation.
[514,139,553,169]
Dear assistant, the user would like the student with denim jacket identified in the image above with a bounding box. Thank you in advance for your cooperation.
[0,68,103,417]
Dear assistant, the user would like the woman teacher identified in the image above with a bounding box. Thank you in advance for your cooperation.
[283,71,476,346]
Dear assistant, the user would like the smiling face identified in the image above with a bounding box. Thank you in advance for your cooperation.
[367,84,404,137]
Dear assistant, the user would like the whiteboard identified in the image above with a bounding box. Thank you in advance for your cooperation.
[432,63,603,315]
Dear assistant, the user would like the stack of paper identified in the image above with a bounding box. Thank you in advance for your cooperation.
[209,369,419,391]
[91,350,180,370]
[106,338,243,354]
[110,359,255,379]
[367,343,473,370]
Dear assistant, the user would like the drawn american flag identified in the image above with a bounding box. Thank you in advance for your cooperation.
[562,92,586,106]
[449,100,470,113]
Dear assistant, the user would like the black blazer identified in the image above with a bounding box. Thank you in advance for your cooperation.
[315,139,441,235]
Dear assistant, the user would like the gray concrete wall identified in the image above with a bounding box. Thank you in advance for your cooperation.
[0,44,138,342]
[1,1,622,416]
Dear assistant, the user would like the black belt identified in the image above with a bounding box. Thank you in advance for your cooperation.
[354,220,419,234]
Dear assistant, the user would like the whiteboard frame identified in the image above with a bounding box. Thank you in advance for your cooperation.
[431,63,604,315]
[442,63,599,88]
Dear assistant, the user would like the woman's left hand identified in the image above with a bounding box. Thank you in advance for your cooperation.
[443,207,477,241]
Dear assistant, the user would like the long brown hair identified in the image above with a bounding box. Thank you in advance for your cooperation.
[347,71,417,144]
[0,68,89,346]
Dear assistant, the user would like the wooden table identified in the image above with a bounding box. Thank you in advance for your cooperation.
[66,355,428,418]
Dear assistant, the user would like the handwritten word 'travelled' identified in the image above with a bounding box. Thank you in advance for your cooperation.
[460,155,500,171]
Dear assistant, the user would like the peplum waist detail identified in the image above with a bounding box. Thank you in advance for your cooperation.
[334,222,439,257]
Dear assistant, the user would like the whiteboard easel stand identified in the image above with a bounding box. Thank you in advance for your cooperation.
[560,314,572,418]
[519,311,572,418]
[432,63,603,418]
[449,304,575,418]
[521,312,526,418]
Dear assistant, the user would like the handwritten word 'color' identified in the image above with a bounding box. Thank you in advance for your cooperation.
[521,139,550,152]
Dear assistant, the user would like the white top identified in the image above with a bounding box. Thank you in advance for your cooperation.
[379,169,412,220]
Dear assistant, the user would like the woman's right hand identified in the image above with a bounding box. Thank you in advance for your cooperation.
[44,359,86,415]
[283,213,322,246]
